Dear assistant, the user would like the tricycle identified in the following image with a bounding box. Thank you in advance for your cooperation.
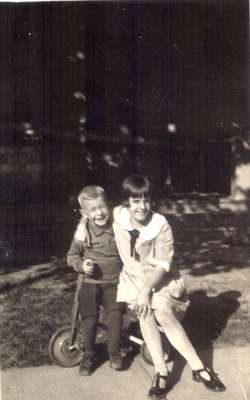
[48,273,172,368]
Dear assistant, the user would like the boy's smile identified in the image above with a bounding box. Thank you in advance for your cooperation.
[81,197,110,228]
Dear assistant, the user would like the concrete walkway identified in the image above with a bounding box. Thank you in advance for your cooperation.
[1,346,249,400]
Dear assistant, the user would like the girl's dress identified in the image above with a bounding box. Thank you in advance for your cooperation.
[113,206,189,318]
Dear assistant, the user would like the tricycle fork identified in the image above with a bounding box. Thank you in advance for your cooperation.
[69,273,84,348]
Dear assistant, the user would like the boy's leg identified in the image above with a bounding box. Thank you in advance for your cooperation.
[79,317,97,358]
[106,309,124,370]
[78,283,99,375]
[102,284,125,370]
[106,310,123,354]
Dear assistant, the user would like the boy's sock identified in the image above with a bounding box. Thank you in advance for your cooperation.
[107,310,123,354]
[79,316,97,375]
[80,316,97,355]
[107,310,123,370]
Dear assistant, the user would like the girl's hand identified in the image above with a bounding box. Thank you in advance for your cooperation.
[75,217,91,247]
[135,287,152,318]
[81,259,94,275]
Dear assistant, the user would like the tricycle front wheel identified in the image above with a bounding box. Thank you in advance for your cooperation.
[49,325,83,367]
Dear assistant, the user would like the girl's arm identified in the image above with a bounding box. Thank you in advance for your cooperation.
[148,222,174,271]
[136,222,174,317]
[74,217,91,247]
[136,266,167,317]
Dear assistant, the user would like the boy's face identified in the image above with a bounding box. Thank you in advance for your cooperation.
[80,196,110,227]
[128,196,151,224]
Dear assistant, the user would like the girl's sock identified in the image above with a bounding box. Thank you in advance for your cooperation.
[139,313,168,376]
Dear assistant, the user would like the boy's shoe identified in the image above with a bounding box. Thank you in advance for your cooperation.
[79,354,94,376]
[192,367,226,392]
[148,373,169,399]
[109,351,123,371]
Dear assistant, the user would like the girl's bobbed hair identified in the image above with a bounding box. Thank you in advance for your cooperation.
[121,175,152,200]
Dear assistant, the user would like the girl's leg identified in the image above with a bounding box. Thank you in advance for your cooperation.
[154,309,226,391]
[140,313,172,398]
[139,313,168,377]
[154,309,204,371]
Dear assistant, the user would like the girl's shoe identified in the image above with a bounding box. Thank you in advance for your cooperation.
[148,373,169,399]
[192,367,226,392]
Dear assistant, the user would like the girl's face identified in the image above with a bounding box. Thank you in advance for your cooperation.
[128,196,152,225]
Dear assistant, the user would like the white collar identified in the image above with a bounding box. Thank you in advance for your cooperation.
[115,206,166,240]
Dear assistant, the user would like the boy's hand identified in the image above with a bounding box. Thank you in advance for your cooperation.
[81,259,94,275]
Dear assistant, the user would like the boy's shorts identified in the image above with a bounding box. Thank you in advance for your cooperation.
[78,282,125,318]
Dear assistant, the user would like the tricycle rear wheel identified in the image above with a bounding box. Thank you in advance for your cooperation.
[141,339,172,366]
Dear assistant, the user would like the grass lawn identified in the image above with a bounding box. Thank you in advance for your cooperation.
[1,243,250,370]
[0,265,74,369]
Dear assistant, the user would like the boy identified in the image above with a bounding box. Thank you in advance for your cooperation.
[67,185,124,376]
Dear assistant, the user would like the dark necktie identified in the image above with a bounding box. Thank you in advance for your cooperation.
[129,229,140,261]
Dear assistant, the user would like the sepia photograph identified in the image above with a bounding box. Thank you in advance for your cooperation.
[0,1,249,399]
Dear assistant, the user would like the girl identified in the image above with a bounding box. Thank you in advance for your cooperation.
[112,175,226,399]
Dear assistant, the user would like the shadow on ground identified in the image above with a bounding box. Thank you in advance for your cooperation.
[157,289,241,392]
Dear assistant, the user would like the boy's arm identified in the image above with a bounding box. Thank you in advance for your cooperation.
[67,238,85,273]
[67,238,94,275]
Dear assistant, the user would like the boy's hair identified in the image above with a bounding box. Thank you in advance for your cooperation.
[78,185,106,207]
[122,175,152,199]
